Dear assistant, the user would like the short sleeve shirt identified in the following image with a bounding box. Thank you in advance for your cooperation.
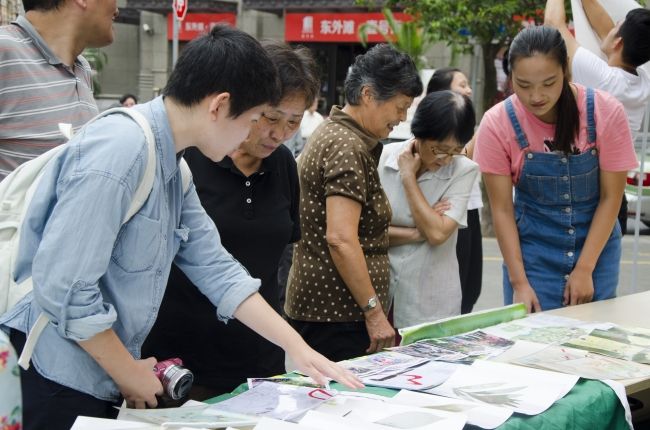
[474,84,638,184]
[572,47,650,135]
[379,140,479,328]
[0,17,98,179]
[285,106,392,322]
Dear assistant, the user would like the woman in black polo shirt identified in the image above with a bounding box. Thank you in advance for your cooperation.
[142,41,320,399]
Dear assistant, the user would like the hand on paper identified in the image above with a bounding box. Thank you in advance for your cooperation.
[563,266,594,306]
[116,357,164,409]
[512,282,542,313]
[364,308,396,354]
[286,342,364,390]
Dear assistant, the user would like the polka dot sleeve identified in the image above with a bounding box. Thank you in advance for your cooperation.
[322,135,369,204]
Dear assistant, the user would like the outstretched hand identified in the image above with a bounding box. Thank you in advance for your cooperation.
[286,342,364,389]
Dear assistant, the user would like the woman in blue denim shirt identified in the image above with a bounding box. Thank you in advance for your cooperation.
[2,25,361,430]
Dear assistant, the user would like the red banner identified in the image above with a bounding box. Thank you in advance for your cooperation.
[285,12,412,43]
[167,13,237,41]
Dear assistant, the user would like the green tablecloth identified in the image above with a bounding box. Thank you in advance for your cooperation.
[208,377,627,429]
[208,306,628,429]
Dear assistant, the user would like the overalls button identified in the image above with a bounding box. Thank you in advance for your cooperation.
[564,274,570,280]
[591,149,597,155]
[564,207,571,213]
[561,158,568,163]
[567,251,574,257]
[562,176,568,181]
[527,153,533,159]
[568,228,575,234]
[563,194,570,199]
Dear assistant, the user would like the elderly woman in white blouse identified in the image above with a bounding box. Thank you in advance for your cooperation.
[378,90,479,330]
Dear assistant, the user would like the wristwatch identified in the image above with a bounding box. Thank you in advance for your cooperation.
[362,296,378,312]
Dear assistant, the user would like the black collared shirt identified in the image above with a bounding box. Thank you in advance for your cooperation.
[143,144,300,393]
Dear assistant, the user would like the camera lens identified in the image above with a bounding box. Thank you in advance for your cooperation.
[162,365,194,400]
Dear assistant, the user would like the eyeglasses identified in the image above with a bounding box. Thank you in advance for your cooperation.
[430,146,465,159]
[260,111,302,132]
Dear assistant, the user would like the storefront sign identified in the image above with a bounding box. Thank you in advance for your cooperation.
[167,13,237,41]
[285,12,412,43]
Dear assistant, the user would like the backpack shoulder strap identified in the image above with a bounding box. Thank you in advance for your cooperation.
[179,157,192,194]
[17,108,157,371]
[93,108,157,224]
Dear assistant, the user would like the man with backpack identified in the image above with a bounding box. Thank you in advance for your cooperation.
[0,0,119,180]
[0,25,362,430]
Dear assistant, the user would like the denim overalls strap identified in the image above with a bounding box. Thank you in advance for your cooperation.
[505,97,529,150]
[586,87,596,144]
[502,89,620,311]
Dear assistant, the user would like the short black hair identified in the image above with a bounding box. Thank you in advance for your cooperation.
[119,94,138,105]
[261,40,320,110]
[344,44,422,105]
[163,25,280,118]
[426,67,461,94]
[411,91,475,147]
[618,8,650,68]
[22,0,63,11]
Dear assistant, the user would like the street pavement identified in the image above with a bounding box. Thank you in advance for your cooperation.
[473,220,650,312]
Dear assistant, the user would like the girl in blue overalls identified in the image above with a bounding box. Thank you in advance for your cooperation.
[474,26,638,312]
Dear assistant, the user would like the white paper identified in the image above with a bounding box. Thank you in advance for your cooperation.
[482,314,610,345]
[71,416,161,430]
[120,404,256,428]
[513,343,650,380]
[300,410,387,430]
[428,360,579,415]
[310,398,466,430]
[390,389,513,429]
[253,416,321,430]
[207,381,336,422]
[601,379,634,430]
[364,361,462,391]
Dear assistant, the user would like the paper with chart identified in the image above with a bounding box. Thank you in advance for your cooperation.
[481,314,611,344]
[427,360,578,415]
[206,381,336,422]
[390,389,512,429]
[311,398,466,430]
[362,360,462,391]
[562,325,650,364]
[513,342,650,380]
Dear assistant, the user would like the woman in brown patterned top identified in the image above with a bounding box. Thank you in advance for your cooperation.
[285,44,422,361]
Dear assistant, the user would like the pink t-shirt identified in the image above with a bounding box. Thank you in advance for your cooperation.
[474,84,638,184]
